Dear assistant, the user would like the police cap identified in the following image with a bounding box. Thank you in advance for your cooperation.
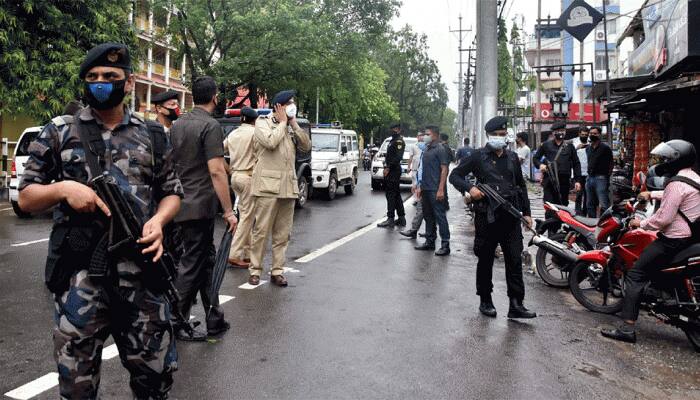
[240,106,258,119]
[390,122,401,129]
[271,89,296,105]
[79,43,132,79]
[151,90,179,105]
[550,121,567,131]
[484,116,508,133]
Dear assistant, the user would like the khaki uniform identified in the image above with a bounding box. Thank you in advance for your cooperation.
[224,123,257,260]
[249,115,311,276]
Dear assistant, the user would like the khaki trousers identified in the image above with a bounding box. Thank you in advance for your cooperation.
[229,172,254,260]
[249,197,296,277]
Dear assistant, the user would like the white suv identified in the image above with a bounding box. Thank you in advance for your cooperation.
[370,137,417,191]
[310,128,359,200]
[9,126,43,218]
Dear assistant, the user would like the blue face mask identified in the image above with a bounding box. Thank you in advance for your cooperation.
[83,79,127,110]
[417,142,426,151]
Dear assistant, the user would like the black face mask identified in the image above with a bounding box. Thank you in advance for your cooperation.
[163,107,179,121]
[554,133,565,140]
[580,135,588,143]
[83,79,127,110]
[590,135,600,142]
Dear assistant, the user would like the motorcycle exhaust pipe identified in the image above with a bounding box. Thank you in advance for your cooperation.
[530,234,579,264]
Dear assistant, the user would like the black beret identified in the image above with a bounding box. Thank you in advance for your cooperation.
[79,43,132,79]
[271,89,296,105]
[484,116,508,132]
[240,106,258,119]
[550,121,567,131]
[151,90,179,104]
[390,123,401,129]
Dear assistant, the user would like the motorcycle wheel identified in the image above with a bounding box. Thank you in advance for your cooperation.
[535,232,570,288]
[683,323,700,353]
[568,261,624,314]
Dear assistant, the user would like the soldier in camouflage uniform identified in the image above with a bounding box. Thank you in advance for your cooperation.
[18,43,183,399]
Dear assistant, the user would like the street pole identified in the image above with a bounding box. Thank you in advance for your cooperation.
[602,0,613,145]
[478,0,498,148]
[579,41,584,122]
[315,86,320,125]
[451,16,470,142]
[535,0,542,148]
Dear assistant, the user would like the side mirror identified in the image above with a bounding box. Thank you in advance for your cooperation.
[341,145,348,155]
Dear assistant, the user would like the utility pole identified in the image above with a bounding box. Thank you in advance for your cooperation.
[475,0,498,148]
[602,0,612,145]
[451,15,471,142]
[315,86,320,125]
[579,42,585,122]
[535,0,542,147]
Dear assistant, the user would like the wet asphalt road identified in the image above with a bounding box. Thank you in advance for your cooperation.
[1,172,699,400]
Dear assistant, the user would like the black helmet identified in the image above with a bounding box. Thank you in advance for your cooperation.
[650,140,697,176]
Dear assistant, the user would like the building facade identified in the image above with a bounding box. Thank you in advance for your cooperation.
[130,1,193,119]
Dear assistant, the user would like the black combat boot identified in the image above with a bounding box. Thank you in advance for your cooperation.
[396,216,407,227]
[414,240,436,250]
[507,298,537,319]
[399,229,418,238]
[479,295,497,317]
[435,242,450,256]
[377,218,395,228]
[601,323,636,343]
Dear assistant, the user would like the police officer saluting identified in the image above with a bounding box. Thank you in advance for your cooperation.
[151,89,181,133]
[18,43,183,399]
[377,123,406,228]
[449,116,536,319]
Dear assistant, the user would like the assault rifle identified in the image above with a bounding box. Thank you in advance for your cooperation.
[544,159,563,204]
[88,172,192,334]
[476,183,535,234]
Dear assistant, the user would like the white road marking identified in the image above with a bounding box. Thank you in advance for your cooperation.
[5,293,237,399]
[238,281,268,289]
[11,238,49,247]
[4,373,59,400]
[0,207,13,212]
[296,197,413,263]
[279,267,300,274]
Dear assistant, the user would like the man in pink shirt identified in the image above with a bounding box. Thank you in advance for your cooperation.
[602,140,699,344]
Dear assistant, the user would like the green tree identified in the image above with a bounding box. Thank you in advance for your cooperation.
[497,17,515,107]
[0,1,136,121]
[510,20,525,91]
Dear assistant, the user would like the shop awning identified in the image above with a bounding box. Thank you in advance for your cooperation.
[588,74,654,102]
[606,75,700,112]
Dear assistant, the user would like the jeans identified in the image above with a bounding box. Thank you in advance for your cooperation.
[586,175,610,218]
[421,189,450,245]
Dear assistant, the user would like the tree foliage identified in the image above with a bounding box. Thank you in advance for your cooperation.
[162,0,450,140]
[497,17,515,107]
[0,0,136,121]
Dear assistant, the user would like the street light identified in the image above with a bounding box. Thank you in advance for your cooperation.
[550,90,571,119]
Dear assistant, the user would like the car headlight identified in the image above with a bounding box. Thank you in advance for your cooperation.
[312,162,329,171]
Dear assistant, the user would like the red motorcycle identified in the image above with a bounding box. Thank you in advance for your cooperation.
[533,202,598,287]
[568,198,700,351]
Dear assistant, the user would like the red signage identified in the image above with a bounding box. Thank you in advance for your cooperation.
[534,103,606,123]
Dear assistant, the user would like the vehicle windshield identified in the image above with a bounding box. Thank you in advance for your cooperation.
[312,133,339,152]
[16,130,40,157]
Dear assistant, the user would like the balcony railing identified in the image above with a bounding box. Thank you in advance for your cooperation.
[135,17,149,33]
[169,68,181,80]
[153,63,165,75]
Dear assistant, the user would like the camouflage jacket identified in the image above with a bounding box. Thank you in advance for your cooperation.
[19,107,184,224]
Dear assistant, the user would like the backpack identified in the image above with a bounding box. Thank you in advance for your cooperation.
[667,175,700,242]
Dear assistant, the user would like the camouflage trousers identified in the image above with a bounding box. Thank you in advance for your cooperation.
[53,269,177,399]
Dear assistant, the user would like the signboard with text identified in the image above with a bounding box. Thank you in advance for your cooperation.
[534,103,606,123]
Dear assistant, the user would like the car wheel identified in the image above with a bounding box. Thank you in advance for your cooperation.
[371,179,382,191]
[325,172,338,200]
[296,176,309,208]
[11,200,31,219]
[345,169,357,195]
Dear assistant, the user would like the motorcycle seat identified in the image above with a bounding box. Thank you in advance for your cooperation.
[573,215,599,227]
[669,243,700,266]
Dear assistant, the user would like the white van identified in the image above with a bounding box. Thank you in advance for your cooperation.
[310,128,359,200]
[9,126,43,218]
